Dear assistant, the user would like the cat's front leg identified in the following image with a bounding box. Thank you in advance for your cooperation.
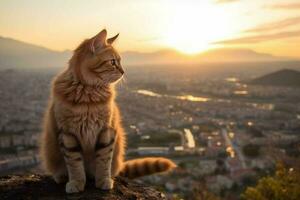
[59,132,86,193]
[94,126,116,190]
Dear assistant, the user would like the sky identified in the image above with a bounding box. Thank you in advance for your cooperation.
[0,0,299,58]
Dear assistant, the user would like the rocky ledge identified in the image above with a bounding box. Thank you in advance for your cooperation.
[0,174,166,200]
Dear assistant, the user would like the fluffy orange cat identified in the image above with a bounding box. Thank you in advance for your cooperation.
[40,29,176,193]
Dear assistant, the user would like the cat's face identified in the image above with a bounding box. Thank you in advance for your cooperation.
[71,29,124,86]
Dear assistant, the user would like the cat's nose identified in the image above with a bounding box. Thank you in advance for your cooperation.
[118,67,124,74]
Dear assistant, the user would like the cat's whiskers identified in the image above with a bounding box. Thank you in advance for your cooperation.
[119,77,126,88]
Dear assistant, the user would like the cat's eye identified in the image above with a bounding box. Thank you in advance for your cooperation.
[110,59,116,66]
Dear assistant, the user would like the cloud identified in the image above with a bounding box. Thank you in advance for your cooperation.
[245,17,300,33]
[215,0,239,4]
[266,3,300,10]
[214,30,300,45]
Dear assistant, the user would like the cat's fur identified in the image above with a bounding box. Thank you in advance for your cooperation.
[40,29,176,193]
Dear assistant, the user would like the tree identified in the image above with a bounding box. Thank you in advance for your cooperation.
[241,163,300,200]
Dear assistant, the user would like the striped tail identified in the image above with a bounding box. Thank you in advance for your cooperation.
[119,157,176,179]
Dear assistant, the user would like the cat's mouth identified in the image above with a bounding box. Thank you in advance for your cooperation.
[103,73,124,85]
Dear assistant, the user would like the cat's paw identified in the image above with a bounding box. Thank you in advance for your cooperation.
[65,180,85,193]
[53,173,67,184]
[96,177,114,190]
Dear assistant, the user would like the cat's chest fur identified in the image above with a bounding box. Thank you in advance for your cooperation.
[54,102,112,151]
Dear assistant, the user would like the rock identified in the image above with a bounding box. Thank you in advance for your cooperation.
[0,174,166,200]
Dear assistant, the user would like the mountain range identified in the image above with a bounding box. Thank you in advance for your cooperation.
[0,36,70,68]
[0,36,295,69]
[123,48,288,65]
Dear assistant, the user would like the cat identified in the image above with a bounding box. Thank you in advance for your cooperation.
[40,29,176,193]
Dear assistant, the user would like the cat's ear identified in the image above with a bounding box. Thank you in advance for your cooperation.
[90,29,107,53]
[107,33,119,45]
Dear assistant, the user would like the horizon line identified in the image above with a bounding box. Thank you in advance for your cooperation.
[1,34,300,60]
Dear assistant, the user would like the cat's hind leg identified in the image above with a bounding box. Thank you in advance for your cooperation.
[53,165,68,184]
[40,125,67,183]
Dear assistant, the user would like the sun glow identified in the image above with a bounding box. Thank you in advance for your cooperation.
[163,1,234,54]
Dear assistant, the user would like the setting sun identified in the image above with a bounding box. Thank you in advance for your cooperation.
[162,1,235,54]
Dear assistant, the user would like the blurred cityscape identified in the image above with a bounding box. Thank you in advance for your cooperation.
[0,64,299,199]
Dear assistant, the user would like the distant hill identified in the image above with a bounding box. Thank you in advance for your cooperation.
[250,69,300,87]
[0,36,71,68]
[0,36,294,69]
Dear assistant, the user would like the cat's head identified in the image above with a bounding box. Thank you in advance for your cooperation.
[69,29,124,86]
